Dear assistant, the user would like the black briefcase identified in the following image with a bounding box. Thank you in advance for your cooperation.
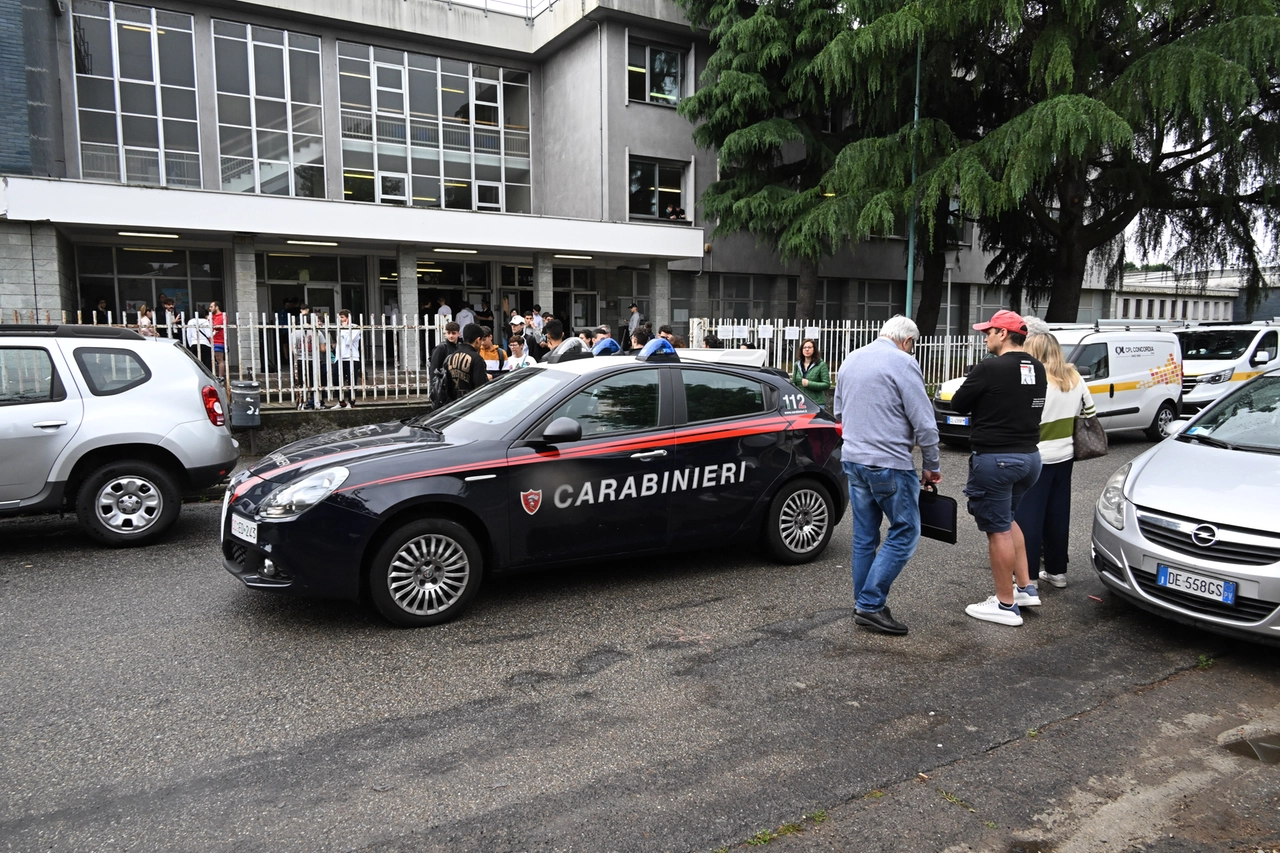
[918,483,958,544]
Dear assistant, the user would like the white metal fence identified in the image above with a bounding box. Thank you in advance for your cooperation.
[6,309,447,408]
[689,318,987,390]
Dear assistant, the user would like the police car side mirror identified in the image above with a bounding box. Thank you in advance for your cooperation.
[539,416,582,444]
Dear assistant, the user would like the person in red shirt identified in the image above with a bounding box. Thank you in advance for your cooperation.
[208,301,226,380]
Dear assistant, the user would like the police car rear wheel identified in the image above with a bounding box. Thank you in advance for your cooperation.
[369,519,483,627]
[766,479,834,564]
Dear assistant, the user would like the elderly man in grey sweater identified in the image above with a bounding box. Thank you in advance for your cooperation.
[832,315,942,635]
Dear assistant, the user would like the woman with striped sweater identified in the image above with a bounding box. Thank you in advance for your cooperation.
[1013,330,1097,589]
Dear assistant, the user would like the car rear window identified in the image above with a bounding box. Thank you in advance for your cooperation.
[73,347,152,396]
[681,368,767,422]
[0,347,66,405]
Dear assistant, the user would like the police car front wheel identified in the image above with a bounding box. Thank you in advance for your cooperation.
[766,479,835,564]
[369,519,484,627]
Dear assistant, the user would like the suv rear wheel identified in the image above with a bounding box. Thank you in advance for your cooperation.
[76,461,180,546]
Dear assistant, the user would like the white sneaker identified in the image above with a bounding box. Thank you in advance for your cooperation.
[1015,583,1041,606]
[966,596,1023,626]
[1039,570,1067,589]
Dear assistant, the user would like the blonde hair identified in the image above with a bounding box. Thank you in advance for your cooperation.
[1025,333,1080,393]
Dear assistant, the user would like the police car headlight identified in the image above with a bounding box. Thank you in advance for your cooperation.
[259,467,349,519]
[1196,368,1234,385]
[1096,463,1131,531]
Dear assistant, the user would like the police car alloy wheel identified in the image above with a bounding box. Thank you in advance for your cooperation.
[369,519,484,627]
[766,479,835,563]
[76,460,181,546]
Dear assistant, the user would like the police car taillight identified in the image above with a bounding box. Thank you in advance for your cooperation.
[202,385,225,426]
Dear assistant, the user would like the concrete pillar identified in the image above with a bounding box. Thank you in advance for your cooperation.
[533,252,554,320]
[232,235,259,377]
[397,244,419,369]
[0,222,72,320]
[650,258,670,331]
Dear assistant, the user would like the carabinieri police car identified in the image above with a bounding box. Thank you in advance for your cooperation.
[220,347,846,627]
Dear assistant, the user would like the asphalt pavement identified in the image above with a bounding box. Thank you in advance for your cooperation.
[1,433,1277,853]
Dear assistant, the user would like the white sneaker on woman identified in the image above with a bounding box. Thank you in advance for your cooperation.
[1039,570,1067,588]
[965,596,1023,626]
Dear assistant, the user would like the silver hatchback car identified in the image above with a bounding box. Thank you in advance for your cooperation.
[1092,364,1280,644]
[0,325,239,545]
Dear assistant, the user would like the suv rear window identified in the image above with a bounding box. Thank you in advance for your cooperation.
[73,347,151,396]
[0,347,66,405]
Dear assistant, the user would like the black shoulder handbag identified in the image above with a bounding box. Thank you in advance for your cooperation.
[918,483,958,544]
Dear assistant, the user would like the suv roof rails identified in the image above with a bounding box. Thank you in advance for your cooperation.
[0,324,144,340]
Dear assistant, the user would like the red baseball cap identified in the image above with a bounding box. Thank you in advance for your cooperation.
[973,309,1027,334]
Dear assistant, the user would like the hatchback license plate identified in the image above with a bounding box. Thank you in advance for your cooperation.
[946,415,970,426]
[231,514,258,544]
[1157,564,1236,605]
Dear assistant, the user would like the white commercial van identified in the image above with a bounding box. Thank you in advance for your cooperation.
[935,323,1184,445]
[1174,322,1279,413]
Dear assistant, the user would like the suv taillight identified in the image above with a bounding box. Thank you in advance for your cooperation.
[202,385,225,427]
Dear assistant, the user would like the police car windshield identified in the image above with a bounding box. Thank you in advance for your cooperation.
[1181,374,1280,453]
[1176,329,1256,361]
[412,369,571,440]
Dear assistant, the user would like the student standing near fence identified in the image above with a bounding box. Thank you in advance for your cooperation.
[792,338,831,406]
[335,309,362,408]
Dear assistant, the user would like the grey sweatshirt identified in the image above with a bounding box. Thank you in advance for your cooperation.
[832,337,941,472]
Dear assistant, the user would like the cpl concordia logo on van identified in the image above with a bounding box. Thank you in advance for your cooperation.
[1115,345,1157,355]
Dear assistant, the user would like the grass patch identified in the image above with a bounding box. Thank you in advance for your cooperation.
[1198,654,1215,670]
[747,828,776,846]
[939,788,976,812]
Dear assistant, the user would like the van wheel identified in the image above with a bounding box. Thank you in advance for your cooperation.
[765,479,835,564]
[369,519,483,627]
[76,461,181,546]
[1145,400,1177,441]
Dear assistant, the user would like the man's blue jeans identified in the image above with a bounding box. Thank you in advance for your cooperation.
[843,462,921,613]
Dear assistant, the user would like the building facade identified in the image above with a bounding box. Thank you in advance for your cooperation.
[3,0,1007,346]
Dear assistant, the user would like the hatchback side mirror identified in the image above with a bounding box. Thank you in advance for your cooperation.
[539,416,582,444]
[1162,417,1191,437]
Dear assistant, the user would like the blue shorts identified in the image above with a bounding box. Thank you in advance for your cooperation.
[964,451,1042,533]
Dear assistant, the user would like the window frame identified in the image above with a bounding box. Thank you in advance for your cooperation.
[71,3,202,188]
[676,367,770,426]
[72,347,153,397]
[534,368,665,440]
[628,156,686,221]
[0,347,68,407]
[626,40,684,107]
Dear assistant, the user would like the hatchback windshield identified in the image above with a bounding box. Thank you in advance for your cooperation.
[1180,374,1280,453]
[1175,329,1257,361]
[410,368,571,440]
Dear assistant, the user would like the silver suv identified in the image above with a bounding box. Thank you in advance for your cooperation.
[0,325,239,545]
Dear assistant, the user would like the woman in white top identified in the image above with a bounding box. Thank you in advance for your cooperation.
[136,305,156,337]
[1013,330,1097,589]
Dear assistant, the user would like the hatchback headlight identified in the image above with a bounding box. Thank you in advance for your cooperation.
[1195,368,1234,385]
[259,466,349,519]
[1096,463,1131,530]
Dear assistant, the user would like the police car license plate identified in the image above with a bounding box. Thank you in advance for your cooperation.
[1157,563,1236,604]
[231,514,258,544]
[946,415,970,426]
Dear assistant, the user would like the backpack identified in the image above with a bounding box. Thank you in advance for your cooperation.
[429,364,455,408]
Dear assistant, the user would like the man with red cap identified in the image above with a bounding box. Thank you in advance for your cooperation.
[950,310,1047,627]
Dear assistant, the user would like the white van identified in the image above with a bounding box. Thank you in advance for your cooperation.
[1174,322,1279,413]
[935,324,1184,444]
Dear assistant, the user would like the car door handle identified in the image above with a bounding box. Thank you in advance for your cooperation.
[32,420,67,430]
[630,449,668,460]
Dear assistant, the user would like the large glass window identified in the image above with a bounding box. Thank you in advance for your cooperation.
[76,245,224,324]
[627,41,683,106]
[711,274,768,320]
[339,43,531,213]
[629,157,685,220]
[72,2,200,187]
[0,349,63,406]
[214,21,324,197]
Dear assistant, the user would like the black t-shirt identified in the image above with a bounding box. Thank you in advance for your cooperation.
[950,350,1047,453]
[446,343,489,396]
